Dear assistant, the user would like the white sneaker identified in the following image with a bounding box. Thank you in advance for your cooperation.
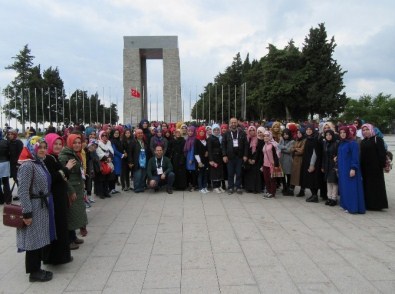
[203,188,210,193]
[199,189,207,194]
[213,188,222,194]
[219,187,225,193]
[89,196,95,203]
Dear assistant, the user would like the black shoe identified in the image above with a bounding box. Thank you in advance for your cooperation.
[329,199,337,206]
[227,189,234,195]
[325,199,331,205]
[29,270,53,282]
[13,196,20,201]
[306,195,319,203]
[296,191,305,197]
[283,190,294,196]
[236,188,243,195]
[105,194,112,198]
[166,188,173,194]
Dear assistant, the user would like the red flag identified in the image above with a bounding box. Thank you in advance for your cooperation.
[131,88,141,98]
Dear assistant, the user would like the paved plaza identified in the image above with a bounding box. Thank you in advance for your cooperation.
[0,137,394,294]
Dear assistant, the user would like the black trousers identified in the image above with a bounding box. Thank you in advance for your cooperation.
[26,247,48,273]
[0,177,11,204]
[121,161,132,189]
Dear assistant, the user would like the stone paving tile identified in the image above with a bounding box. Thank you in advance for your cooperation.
[0,162,394,293]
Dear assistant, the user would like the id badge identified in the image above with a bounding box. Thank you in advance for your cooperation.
[80,167,86,180]
[157,167,163,175]
[233,139,239,147]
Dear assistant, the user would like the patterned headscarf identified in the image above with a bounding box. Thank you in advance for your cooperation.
[263,130,280,157]
[18,136,45,163]
[184,126,196,153]
[361,123,376,138]
[247,126,258,153]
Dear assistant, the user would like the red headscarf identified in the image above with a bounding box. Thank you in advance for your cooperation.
[339,126,352,140]
[196,126,206,140]
[67,134,82,161]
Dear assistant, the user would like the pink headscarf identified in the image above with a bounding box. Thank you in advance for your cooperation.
[361,123,376,138]
[45,133,63,155]
[247,126,258,153]
[263,130,280,157]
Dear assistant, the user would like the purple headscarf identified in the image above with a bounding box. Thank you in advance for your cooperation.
[183,126,196,154]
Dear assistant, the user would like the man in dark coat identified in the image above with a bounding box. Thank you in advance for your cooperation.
[221,118,248,194]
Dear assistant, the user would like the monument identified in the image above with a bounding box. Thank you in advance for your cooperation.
[123,36,181,125]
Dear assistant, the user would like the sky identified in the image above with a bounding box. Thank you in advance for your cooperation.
[0,0,394,125]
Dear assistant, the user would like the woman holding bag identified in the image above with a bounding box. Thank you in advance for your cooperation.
[262,130,281,199]
[17,136,56,282]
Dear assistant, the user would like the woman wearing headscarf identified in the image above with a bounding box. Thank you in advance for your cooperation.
[120,129,134,191]
[95,131,114,199]
[184,126,197,191]
[43,133,75,264]
[360,123,388,210]
[194,126,209,193]
[109,129,123,194]
[262,130,280,198]
[290,128,306,196]
[243,126,261,193]
[17,136,56,282]
[256,126,266,193]
[150,128,168,156]
[337,126,365,214]
[207,124,224,193]
[163,128,174,158]
[58,134,88,249]
[279,128,295,196]
[168,129,187,190]
[321,130,339,206]
[300,125,322,203]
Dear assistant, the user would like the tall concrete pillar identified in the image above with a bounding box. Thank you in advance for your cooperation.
[123,36,181,125]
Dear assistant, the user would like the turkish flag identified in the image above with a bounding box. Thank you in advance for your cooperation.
[131,88,141,98]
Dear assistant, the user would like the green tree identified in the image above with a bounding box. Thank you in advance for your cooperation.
[302,23,348,118]
[3,44,35,132]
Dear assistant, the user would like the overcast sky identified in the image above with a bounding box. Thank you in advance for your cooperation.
[1,0,394,124]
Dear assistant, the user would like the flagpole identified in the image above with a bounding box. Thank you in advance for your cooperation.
[35,88,38,130]
[208,86,211,123]
[28,88,31,128]
[15,90,18,130]
[69,91,72,126]
[202,92,205,122]
[109,87,111,124]
[75,90,78,124]
[82,89,85,124]
[62,88,65,125]
[96,90,99,123]
[195,85,198,122]
[41,88,44,129]
[156,90,158,122]
[221,85,224,123]
[55,87,58,127]
[102,87,105,124]
[48,87,51,124]
[189,89,191,122]
[234,85,237,118]
[89,91,92,124]
[169,85,172,123]
[215,85,217,123]
[244,82,247,120]
[228,85,230,122]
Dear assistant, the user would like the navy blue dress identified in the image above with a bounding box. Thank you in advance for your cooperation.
[337,140,365,214]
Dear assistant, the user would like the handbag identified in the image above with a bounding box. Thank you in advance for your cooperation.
[271,165,284,178]
[3,203,25,228]
[100,161,112,175]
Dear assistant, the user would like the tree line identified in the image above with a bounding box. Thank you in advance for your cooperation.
[2,45,118,133]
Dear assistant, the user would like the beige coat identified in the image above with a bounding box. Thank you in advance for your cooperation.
[290,139,306,186]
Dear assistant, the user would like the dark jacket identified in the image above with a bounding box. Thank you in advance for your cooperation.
[0,139,10,162]
[130,139,149,171]
[146,156,173,179]
[221,128,248,159]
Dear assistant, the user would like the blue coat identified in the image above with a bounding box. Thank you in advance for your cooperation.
[337,140,365,214]
[111,143,123,176]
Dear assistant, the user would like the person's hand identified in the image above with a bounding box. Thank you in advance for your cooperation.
[107,158,112,163]
[161,174,166,180]
[204,151,208,157]
[350,169,355,177]
[128,163,134,168]
[308,165,315,173]
[123,152,128,158]
[243,156,248,162]
[209,161,215,166]
[321,168,324,173]
[23,218,32,226]
[223,156,228,163]
[249,159,255,165]
[198,162,204,168]
[333,156,337,162]
[66,159,76,170]
[69,193,77,202]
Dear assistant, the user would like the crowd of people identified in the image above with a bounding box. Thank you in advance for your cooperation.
[0,116,392,282]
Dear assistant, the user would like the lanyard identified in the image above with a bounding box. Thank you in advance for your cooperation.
[156,157,163,168]
[230,130,238,140]
[138,139,144,149]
